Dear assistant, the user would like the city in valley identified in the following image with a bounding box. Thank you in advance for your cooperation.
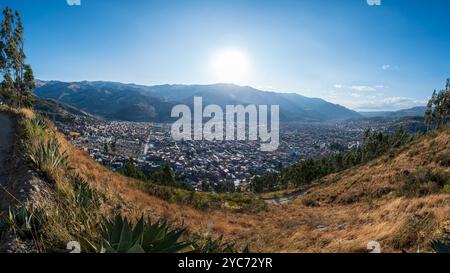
[54,115,424,191]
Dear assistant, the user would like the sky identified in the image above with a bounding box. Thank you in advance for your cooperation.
[1,0,450,111]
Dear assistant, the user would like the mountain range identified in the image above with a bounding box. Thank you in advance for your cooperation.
[34,81,362,122]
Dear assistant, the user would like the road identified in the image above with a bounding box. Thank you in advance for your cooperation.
[0,113,13,186]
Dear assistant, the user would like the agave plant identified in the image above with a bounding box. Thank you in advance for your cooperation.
[2,206,41,239]
[85,214,189,253]
[30,115,48,130]
[71,173,99,209]
[28,137,69,182]
[431,230,450,253]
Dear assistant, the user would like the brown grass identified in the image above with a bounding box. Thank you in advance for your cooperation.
[54,124,450,253]
[6,108,450,253]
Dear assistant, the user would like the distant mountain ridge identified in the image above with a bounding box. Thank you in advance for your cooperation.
[359,106,426,118]
[34,80,362,122]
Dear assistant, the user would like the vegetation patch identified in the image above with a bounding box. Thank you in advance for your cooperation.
[434,152,450,167]
[119,159,266,212]
[391,212,437,251]
[301,198,318,207]
[136,180,266,212]
[2,111,251,252]
[0,206,42,242]
[396,168,450,197]
[251,128,414,193]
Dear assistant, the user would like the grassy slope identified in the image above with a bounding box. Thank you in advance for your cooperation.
[9,107,449,253]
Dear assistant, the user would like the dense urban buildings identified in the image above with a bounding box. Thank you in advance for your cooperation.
[54,115,423,191]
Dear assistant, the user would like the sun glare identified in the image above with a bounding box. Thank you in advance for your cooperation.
[211,49,250,84]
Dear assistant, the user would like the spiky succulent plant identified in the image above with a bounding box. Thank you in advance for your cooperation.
[85,214,189,253]
[431,230,450,253]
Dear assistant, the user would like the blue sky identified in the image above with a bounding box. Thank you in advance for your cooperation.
[1,0,449,111]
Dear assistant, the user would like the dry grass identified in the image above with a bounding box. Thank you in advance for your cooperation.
[55,123,450,253]
[4,108,450,252]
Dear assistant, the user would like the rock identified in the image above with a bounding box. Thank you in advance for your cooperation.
[316,225,328,231]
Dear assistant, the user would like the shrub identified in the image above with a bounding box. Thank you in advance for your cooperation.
[397,169,450,197]
[301,198,318,207]
[442,183,450,194]
[435,153,450,167]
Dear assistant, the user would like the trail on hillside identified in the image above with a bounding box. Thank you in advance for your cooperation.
[0,113,13,187]
[263,189,308,205]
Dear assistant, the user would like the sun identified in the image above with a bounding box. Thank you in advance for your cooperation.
[211,49,250,84]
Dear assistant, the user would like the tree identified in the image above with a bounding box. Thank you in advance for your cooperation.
[111,141,117,153]
[213,181,236,193]
[160,162,176,186]
[0,7,35,108]
[425,79,450,130]
[118,158,147,182]
[424,90,436,130]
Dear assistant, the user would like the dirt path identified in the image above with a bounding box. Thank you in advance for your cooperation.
[0,113,14,187]
[263,189,308,205]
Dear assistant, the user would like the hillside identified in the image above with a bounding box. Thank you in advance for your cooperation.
[48,122,450,252]
[34,97,95,122]
[1,107,449,253]
[34,81,361,122]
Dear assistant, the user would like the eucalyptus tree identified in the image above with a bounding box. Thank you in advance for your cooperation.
[0,7,35,108]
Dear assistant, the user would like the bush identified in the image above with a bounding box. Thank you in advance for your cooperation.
[301,198,318,207]
[435,153,450,167]
[397,169,450,197]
